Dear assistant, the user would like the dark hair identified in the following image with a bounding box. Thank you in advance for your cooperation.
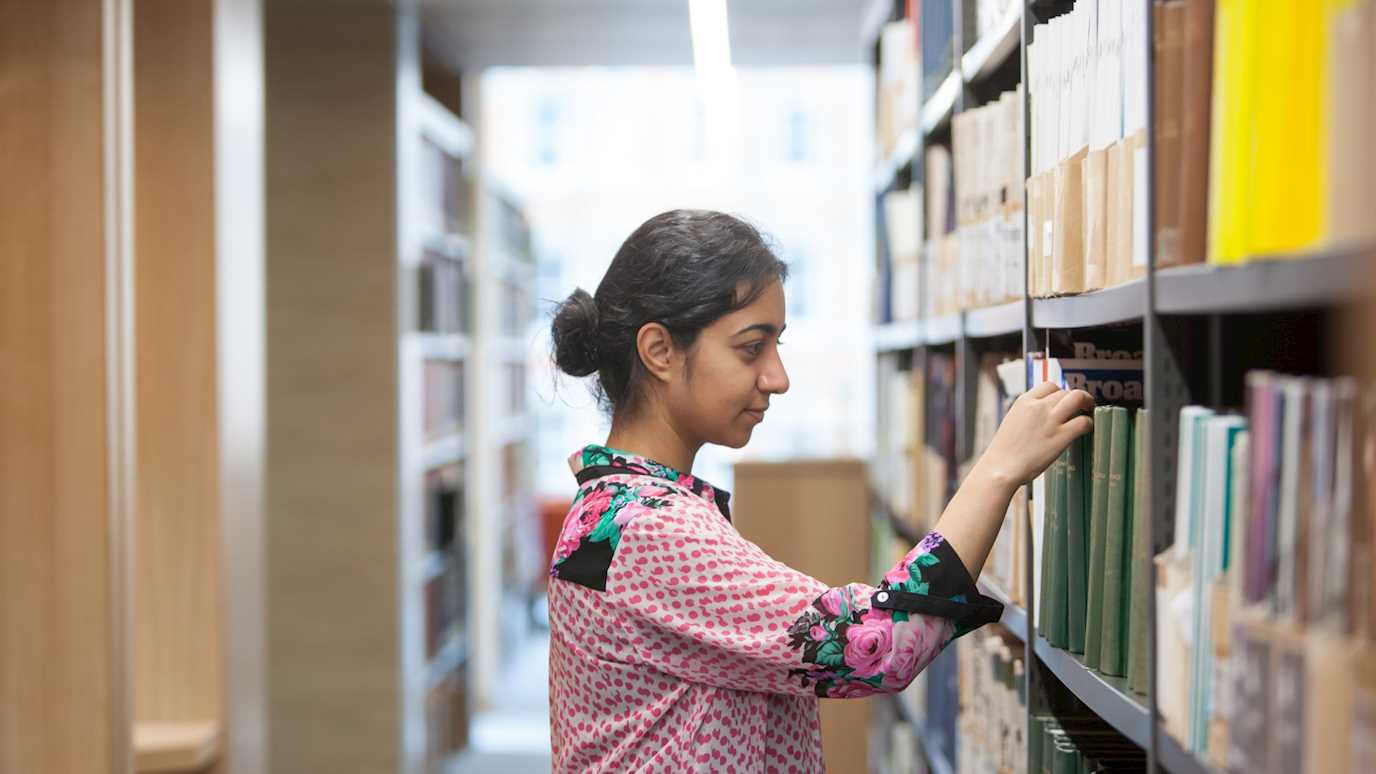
[551,209,788,417]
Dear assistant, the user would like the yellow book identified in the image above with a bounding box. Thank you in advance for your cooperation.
[1253,3,1327,257]
[1207,0,1257,264]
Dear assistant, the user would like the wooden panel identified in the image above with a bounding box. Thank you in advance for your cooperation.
[732,459,872,774]
[134,722,221,773]
[264,7,402,773]
[132,1,225,743]
[0,0,132,772]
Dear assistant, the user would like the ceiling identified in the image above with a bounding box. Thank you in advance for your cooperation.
[420,0,882,71]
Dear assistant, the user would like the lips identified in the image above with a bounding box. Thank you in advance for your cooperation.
[743,408,767,422]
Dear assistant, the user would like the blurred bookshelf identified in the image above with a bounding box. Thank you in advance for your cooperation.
[868,1,1376,773]
[405,82,478,770]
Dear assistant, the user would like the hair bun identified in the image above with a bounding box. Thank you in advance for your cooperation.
[551,288,602,377]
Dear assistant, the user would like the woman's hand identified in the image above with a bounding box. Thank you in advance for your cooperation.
[973,381,1096,488]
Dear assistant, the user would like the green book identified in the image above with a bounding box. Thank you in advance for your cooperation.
[1053,741,1080,774]
[1083,406,1112,669]
[1126,408,1152,694]
[1066,433,1090,654]
[1045,448,1070,648]
[1099,406,1131,677]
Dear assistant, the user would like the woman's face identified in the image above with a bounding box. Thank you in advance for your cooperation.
[667,280,791,449]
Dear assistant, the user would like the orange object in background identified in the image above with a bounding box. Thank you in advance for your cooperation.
[537,497,574,586]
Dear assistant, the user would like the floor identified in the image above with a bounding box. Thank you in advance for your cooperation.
[450,614,552,774]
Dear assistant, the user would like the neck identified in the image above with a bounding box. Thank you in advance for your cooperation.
[605,408,699,475]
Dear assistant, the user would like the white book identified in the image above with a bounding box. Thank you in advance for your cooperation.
[1192,415,1248,753]
[1173,406,1217,562]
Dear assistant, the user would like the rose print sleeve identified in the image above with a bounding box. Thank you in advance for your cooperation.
[603,509,1003,699]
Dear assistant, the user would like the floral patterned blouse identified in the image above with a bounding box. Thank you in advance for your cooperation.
[547,444,1003,773]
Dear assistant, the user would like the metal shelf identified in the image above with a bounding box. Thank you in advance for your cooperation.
[921,71,960,135]
[422,433,466,469]
[1157,726,1223,774]
[964,300,1025,338]
[496,415,532,447]
[417,332,472,360]
[426,628,470,690]
[423,231,472,262]
[874,128,919,193]
[1032,636,1151,750]
[419,550,449,584]
[875,319,923,352]
[977,579,1027,644]
[961,2,1022,83]
[925,313,962,345]
[1030,278,1147,329]
[1154,247,1374,315]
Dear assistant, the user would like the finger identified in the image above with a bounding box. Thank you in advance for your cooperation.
[1063,413,1094,438]
[1028,380,1061,399]
[1050,389,1096,424]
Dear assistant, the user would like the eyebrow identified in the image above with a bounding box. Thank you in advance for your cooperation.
[734,322,786,337]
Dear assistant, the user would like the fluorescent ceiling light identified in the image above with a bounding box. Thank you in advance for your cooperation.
[689,0,732,79]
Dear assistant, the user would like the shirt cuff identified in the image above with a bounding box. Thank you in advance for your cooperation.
[870,532,1004,638]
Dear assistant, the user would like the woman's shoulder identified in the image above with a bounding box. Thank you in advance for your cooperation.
[549,472,728,591]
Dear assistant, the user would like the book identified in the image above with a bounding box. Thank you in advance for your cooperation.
[1154,0,1186,267]
[1099,406,1131,677]
[1084,405,1112,672]
[1126,408,1152,696]
[877,20,919,159]
[1178,0,1216,266]
[1042,446,1070,648]
[1066,433,1090,654]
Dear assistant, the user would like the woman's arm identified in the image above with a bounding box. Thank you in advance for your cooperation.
[936,382,1096,579]
[602,514,989,699]
[592,382,1093,699]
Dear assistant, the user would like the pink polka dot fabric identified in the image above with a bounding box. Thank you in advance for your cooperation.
[548,446,995,773]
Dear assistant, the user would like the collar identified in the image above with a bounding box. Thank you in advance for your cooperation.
[568,444,733,522]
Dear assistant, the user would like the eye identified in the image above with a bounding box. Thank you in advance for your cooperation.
[742,341,765,357]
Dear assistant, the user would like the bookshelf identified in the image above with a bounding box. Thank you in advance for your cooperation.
[1154,246,1375,315]
[964,300,1025,338]
[467,171,541,704]
[1030,278,1147,328]
[868,2,1376,773]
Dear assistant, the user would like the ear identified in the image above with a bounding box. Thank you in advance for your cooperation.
[635,322,678,383]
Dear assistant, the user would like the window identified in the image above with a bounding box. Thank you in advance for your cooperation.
[536,96,561,166]
[784,106,813,163]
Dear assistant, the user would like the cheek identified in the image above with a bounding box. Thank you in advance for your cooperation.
[687,357,756,412]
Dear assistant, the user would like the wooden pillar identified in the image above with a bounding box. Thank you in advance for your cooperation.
[0,0,136,772]
[263,5,404,771]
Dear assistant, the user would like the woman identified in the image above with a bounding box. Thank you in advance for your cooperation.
[547,210,1093,772]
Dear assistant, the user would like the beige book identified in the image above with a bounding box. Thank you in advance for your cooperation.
[1052,148,1089,295]
[1082,148,1110,292]
[1206,581,1234,768]
[1327,0,1376,244]
[1302,632,1362,774]
[1104,140,1125,289]
[1155,554,1193,744]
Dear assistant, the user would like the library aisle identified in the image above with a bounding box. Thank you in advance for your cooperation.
[3,2,1374,774]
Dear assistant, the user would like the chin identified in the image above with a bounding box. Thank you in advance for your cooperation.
[714,428,754,449]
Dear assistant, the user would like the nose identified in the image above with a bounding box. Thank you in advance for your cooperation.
[759,350,790,395]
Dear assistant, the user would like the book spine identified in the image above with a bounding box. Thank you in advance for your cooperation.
[1066,433,1090,654]
[1084,405,1112,669]
[1100,406,1131,677]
